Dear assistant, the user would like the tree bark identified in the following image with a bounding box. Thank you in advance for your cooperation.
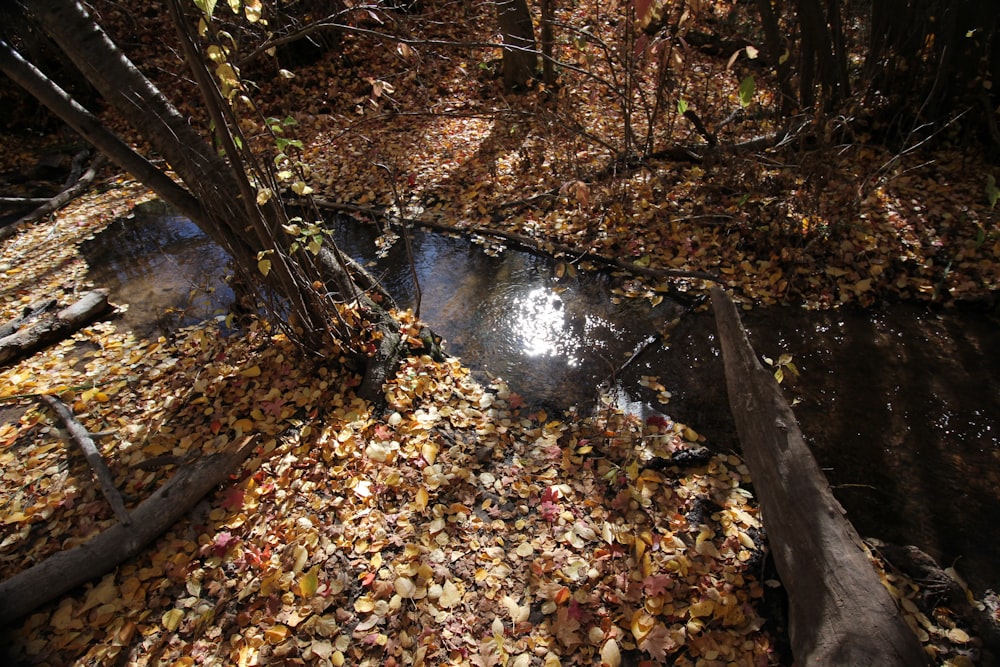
[711,287,929,666]
[0,290,113,368]
[754,0,795,113]
[496,0,538,90]
[0,436,257,626]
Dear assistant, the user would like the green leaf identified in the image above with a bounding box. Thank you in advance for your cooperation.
[738,75,755,108]
[677,98,689,114]
[986,174,999,208]
[258,258,272,276]
[194,0,217,18]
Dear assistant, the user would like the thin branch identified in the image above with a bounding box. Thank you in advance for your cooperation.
[39,394,131,526]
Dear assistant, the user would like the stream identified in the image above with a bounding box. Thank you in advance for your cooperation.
[82,201,1000,597]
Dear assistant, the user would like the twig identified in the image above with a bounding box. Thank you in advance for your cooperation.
[39,394,131,526]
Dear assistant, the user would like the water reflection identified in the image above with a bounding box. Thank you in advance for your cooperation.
[81,201,234,339]
[331,221,679,407]
[512,288,570,358]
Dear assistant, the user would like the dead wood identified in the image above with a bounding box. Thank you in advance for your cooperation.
[0,153,106,241]
[877,542,1000,661]
[0,298,57,339]
[0,436,257,626]
[311,197,720,284]
[711,286,929,666]
[0,289,113,367]
[39,394,131,526]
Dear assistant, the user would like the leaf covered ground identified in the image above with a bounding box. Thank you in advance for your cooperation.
[2,185,783,665]
[1,0,998,664]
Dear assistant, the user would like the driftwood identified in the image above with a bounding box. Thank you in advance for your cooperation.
[0,289,112,367]
[0,436,257,626]
[39,394,131,526]
[711,287,929,665]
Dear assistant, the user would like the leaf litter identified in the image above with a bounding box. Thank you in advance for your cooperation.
[1,178,990,666]
[1,0,997,663]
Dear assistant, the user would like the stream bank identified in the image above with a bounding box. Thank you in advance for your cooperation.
[82,202,1000,597]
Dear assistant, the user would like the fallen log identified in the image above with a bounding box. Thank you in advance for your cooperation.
[710,287,929,666]
[0,298,57,339]
[39,394,131,526]
[0,153,106,241]
[0,289,112,367]
[0,436,256,626]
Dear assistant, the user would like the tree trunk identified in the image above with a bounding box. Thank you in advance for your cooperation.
[0,437,257,626]
[496,0,538,90]
[0,38,205,227]
[9,0,407,400]
[0,290,112,367]
[755,0,796,113]
[540,0,555,86]
[711,287,929,666]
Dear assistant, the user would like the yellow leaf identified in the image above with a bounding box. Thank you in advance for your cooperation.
[265,624,289,644]
[298,566,319,597]
[600,638,621,667]
[689,600,714,617]
[215,63,240,88]
[233,418,254,434]
[395,576,417,599]
[162,608,185,632]
[244,0,262,22]
[82,575,118,612]
[240,365,262,378]
[439,580,461,608]
[256,187,273,205]
[947,627,970,643]
[258,258,271,276]
[415,487,429,511]
[631,610,656,641]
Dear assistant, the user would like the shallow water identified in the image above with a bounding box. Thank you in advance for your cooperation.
[80,201,234,338]
[82,205,1000,596]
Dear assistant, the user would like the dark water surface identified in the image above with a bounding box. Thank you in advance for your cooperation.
[82,204,1000,596]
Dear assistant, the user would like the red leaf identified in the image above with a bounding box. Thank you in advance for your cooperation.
[212,531,236,557]
[220,487,245,510]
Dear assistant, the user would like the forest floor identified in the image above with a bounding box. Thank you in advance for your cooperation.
[1,0,998,665]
